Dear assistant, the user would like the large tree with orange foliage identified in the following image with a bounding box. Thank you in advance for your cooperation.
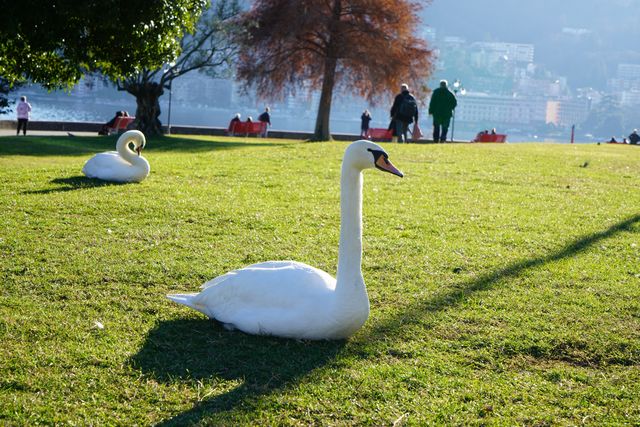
[236,0,434,141]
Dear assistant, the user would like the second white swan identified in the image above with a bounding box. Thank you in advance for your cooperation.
[167,140,403,340]
[82,130,150,183]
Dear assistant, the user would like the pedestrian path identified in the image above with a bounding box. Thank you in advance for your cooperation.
[0,129,98,137]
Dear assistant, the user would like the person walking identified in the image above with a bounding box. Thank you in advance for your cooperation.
[360,110,372,138]
[258,107,271,138]
[390,83,418,143]
[16,96,32,136]
[428,80,457,143]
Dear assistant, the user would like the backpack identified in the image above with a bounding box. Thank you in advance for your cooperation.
[398,96,417,121]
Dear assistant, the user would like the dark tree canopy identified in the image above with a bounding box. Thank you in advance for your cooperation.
[0,0,241,136]
[116,0,242,135]
[236,0,434,140]
[0,0,207,88]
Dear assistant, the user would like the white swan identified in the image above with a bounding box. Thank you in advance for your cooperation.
[167,140,403,340]
[82,130,150,183]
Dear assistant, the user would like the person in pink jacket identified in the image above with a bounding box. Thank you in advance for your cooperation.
[16,96,32,136]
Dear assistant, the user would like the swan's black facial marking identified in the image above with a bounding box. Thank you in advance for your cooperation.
[367,148,388,162]
[367,148,403,177]
[367,148,390,170]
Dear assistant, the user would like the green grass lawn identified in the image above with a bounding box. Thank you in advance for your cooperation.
[1,134,639,425]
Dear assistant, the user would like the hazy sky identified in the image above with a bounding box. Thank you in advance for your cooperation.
[423,0,640,44]
[421,0,640,88]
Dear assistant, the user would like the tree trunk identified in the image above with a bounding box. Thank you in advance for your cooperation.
[311,55,338,141]
[128,82,165,136]
[311,0,341,142]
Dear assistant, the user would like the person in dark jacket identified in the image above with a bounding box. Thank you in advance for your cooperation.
[390,83,419,143]
[360,110,372,138]
[628,129,640,145]
[428,80,458,143]
[258,107,271,137]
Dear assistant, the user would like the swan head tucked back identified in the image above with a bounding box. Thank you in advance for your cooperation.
[82,129,150,183]
[344,140,404,177]
[122,130,145,156]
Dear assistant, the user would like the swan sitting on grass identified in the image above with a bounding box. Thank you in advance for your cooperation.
[168,140,403,340]
[82,130,150,183]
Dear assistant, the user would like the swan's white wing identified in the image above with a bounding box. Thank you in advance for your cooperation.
[82,152,149,182]
[82,152,130,180]
[200,261,333,290]
[170,261,338,338]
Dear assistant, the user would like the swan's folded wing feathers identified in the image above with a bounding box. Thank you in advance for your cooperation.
[191,261,336,325]
[200,261,334,291]
[82,152,131,179]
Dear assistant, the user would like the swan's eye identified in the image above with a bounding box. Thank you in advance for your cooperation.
[367,148,386,162]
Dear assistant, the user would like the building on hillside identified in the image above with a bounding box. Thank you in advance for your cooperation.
[607,63,640,106]
[620,90,640,106]
[419,27,437,44]
[453,92,547,127]
[617,64,640,80]
[470,42,535,64]
[545,98,591,127]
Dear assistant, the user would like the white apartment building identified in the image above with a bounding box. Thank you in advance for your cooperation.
[455,93,546,125]
[470,42,535,64]
[617,64,640,80]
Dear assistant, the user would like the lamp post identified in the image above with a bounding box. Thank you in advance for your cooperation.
[166,78,173,135]
[164,64,176,135]
[451,79,463,142]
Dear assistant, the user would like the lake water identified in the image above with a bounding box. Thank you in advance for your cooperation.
[1,92,568,142]
[0,93,372,135]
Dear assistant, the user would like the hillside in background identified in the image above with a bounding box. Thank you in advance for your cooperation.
[422,0,640,88]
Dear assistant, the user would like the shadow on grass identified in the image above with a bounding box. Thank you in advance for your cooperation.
[0,135,288,157]
[22,176,131,194]
[361,213,640,340]
[131,319,344,425]
[132,214,639,423]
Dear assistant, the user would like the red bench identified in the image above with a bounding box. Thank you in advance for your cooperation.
[473,133,507,143]
[228,121,267,137]
[366,128,393,142]
[107,116,135,135]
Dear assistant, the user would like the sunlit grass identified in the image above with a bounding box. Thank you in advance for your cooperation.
[1,134,639,425]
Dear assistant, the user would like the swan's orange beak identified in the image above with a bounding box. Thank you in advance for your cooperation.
[375,156,403,178]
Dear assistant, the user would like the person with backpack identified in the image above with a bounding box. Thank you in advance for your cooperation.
[428,80,458,143]
[390,83,418,143]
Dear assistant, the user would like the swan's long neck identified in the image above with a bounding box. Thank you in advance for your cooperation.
[335,161,365,296]
[116,136,139,165]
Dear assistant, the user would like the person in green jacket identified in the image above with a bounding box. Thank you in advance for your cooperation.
[428,80,458,143]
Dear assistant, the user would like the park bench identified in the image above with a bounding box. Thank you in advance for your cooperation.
[366,128,393,142]
[107,116,135,135]
[228,121,267,137]
[473,133,507,143]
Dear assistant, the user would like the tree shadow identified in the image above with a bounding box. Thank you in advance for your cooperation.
[130,319,344,425]
[0,135,289,157]
[132,214,639,424]
[149,136,288,153]
[22,176,130,194]
[0,136,107,157]
[360,213,640,340]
